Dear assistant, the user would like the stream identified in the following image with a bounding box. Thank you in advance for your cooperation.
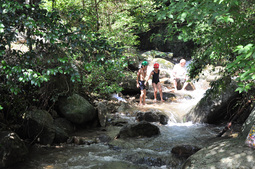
[12,88,227,169]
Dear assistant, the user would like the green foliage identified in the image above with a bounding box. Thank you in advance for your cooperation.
[1,0,254,124]
[227,44,255,93]
[151,0,255,93]
[41,0,156,50]
[0,0,127,121]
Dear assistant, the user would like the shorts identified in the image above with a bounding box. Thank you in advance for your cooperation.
[139,80,146,90]
[152,80,160,85]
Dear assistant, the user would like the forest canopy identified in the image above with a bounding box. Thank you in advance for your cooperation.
[0,0,254,118]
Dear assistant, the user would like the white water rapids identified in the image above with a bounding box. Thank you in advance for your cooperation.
[11,61,230,169]
[13,87,227,169]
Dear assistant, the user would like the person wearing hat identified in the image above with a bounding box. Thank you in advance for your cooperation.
[146,62,164,102]
[137,61,148,105]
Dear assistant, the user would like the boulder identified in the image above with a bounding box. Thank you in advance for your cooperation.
[97,102,108,127]
[185,80,240,124]
[57,94,96,125]
[0,131,28,168]
[54,126,69,143]
[120,72,140,95]
[67,136,98,145]
[149,58,175,70]
[201,66,225,82]
[53,118,76,143]
[136,111,169,125]
[171,145,201,158]
[184,82,196,91]
[141,50,174,62]
[115,121,160,138]
[24,109,55,145]
[147,91,175,101]
[54,117,75,135]
[240,106,255,139]
[127,54,140,71]
[182,138,255,169]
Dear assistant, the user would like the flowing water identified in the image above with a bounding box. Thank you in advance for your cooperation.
[13,88,226,169]
[12,61,225,169]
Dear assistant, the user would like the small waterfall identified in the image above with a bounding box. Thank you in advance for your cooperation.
[14,61,224,169]
[111,93,127,103]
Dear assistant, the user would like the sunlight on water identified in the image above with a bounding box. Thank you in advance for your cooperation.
[167,121,195,127]
[14,69,222,169]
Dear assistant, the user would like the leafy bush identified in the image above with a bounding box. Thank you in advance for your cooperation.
[0,0,127,123]
[151,0,255,93]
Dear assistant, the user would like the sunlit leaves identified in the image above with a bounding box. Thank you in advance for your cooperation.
[151,0,254,93]
[178,12,187,22]
[227,44,255,93]
[0,23,4,33]
[0,0,126,100]
[216,15,234,23]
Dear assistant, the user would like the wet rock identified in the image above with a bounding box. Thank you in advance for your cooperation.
[241,106,255,139]
[106,112,136,127]
[57,94,97,125]
[111,120,129,127]
[201,66,225,82]
[127,55,140,71]
[23,109,55,145]
[184,82,196,91]
[176,78,185,90]
[115,121,160,138]
[185,79,241,124]
[120,72,140,95]
[53,126,69,143]
[171,145,201,158]
[54,117,76,135]
[137,156,166,167]
[107,116,130,126]
[182,94,193,100]
[163,79,172,84]
[98,134,112,143]
[97,102,108,127]
[159,114,169,125]
[159,69,171,79]
[142,50,173,62]
[125,153,170,168]
[0,131,28,168]
[117,102,131,113]
[67,134,111,145]
[146,92,175,101]
[67,136,98,145]
[136,111,168,125]
[148,57,175,69]
[136,111,159,122]
[108,144,122,151]
[181,138,255,169]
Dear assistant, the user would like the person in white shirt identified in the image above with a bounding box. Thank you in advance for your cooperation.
[172,59,188,91]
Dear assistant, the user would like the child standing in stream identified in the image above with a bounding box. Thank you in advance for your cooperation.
[137,61,148,106]
[146,62,164,102]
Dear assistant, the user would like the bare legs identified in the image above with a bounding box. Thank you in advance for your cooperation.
[174,79,178,91]
[152,83,157,102]
[174,78,188,91]
[139,89,146,105]
[152,82,164,102]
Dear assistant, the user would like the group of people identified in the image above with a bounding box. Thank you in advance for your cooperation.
[137,59,188,106]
